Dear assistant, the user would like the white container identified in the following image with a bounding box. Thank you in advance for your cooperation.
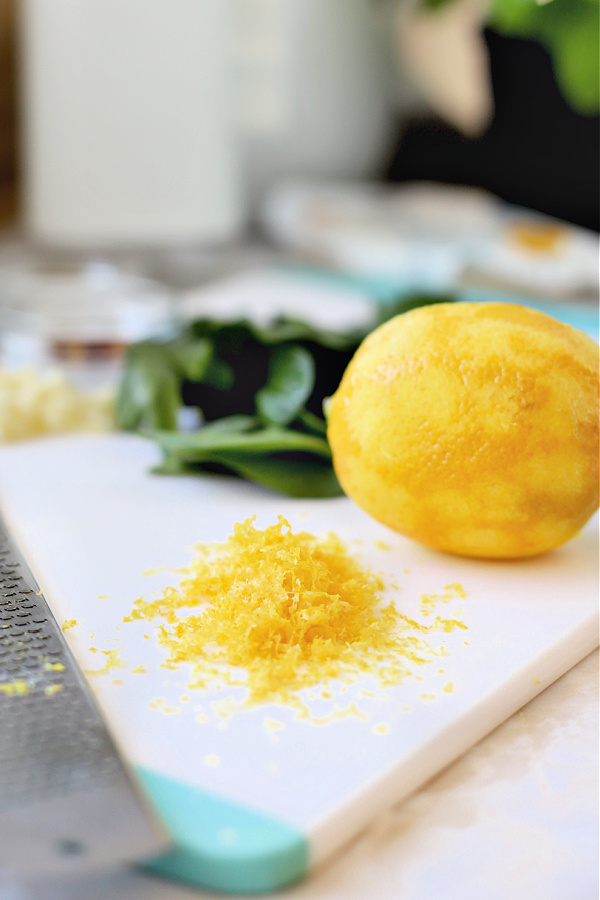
[19,0,243,248]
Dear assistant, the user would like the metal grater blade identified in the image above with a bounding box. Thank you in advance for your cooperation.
[0,512,167,882]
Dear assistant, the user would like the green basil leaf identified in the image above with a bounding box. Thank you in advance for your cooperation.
[199,356,236,390]
[193,414,258,435]
[255,345,316,426]
[169,336,213,381]
[191,452,343,498]
[116,342,182,431]
[151,426,332,459]
[296,408,328,434]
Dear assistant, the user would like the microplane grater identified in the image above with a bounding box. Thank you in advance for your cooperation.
[0,512,166,883]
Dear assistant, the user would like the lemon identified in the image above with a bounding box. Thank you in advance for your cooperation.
[327,302,599,559]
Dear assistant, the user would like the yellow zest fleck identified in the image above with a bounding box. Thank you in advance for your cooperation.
[125,517,468,712]
[373,722,389,735]
[195,713,208,723]
[419,692,437,702]
[148,697,165,709]
[180,695,190,703]
[62,619,77,631]
[211,696,237,719]
[204,754,220,767]
[112,679,123,686]
[264,718,284,732]
[44,661,65,672]
[84,648,123,676]
[0,679,29,696]
[442,681,454,693]
[304,702,368,726]
[374,539,391,551]
[534,678,541,685]
[45,684,63,697]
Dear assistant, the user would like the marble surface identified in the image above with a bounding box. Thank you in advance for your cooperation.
[2,650,597,900]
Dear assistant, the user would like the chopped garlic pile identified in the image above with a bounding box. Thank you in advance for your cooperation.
[0,367,115,442]
[126,517,464,708]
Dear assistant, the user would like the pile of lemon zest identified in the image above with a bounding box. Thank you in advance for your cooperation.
[0,679,29,695]
[44,661,65,672]
[62,619,77,631]
[125,517,468,712]
[44,684,63,696]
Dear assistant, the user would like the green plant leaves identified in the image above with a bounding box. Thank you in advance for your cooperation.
[421,0,599,114]
[116,342,184,432]
[255,346,316,426]
[116,293,457,497]
[490,0,599,115]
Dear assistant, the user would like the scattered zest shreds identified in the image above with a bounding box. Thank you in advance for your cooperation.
[126,517,467,709]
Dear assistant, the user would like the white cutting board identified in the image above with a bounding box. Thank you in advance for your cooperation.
[0,433,597,893]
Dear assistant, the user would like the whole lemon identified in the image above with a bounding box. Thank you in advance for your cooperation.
[327,302,599,559]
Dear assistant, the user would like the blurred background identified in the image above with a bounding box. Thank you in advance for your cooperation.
[0,0,597,394]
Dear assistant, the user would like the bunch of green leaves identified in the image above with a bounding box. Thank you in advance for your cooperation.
[116,293,454,497]
[422,0,599,115]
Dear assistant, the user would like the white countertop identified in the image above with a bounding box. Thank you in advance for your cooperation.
[3,649,597,900]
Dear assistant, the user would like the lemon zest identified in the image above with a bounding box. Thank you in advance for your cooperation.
[126,517,467,711]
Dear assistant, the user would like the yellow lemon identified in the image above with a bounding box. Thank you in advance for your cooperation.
[327,302,599,559]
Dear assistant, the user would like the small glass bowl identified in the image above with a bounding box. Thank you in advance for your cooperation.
[0,259,176,389]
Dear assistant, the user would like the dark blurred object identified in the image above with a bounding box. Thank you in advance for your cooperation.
[0,0,17,226]
[387,29,600,233]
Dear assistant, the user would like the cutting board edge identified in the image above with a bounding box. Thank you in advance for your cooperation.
[308,616,599,866]
[133,764,310,894]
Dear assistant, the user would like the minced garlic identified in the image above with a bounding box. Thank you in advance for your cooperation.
[126,517,465,709]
